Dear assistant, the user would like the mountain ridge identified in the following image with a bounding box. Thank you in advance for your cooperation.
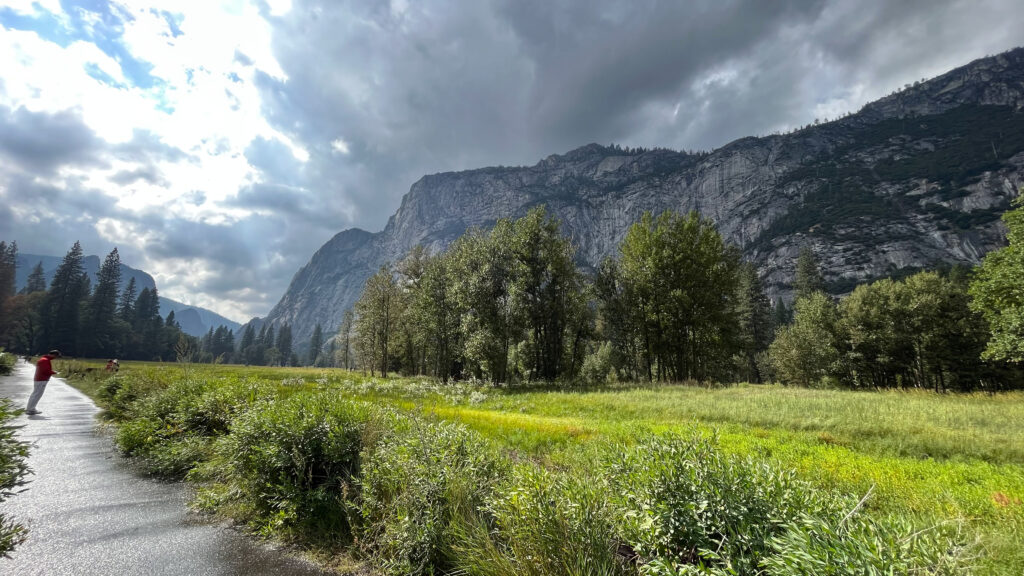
[257,48,1024,349]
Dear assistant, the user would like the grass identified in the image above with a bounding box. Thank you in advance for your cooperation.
[58,359,1024,575]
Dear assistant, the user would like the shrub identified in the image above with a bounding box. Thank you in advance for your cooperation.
[217,392,371,542]
[357,413,505,575]
[579,342,615,386]
[0,398,30,557]
[607,434,968,575]
[0,350,14,376]
[453,464,630,576]
[113,377,268,477]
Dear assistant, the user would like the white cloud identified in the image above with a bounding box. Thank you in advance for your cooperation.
[331,138,351,155]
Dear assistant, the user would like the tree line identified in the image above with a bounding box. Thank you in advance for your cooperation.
[341,204,1024,391]
[0,242,194,361]
[0,241,332,367]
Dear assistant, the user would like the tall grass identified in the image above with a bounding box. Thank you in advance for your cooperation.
[59,360,1012,574]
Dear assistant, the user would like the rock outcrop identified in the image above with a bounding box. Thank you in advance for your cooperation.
[261,48,1024,347]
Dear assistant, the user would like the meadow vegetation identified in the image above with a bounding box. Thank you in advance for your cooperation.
[0,350,30,557]
[59,359,1024,575]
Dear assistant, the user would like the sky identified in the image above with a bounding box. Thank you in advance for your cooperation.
[0,0,1021,322]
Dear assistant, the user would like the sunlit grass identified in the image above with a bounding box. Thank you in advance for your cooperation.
[59,359,1024,575]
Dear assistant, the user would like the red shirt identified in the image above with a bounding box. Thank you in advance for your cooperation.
[34,355,56,381]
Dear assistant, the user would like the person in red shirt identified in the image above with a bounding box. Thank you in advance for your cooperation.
[26,350,61,416]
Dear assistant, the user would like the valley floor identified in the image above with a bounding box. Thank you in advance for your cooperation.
[64,360,1024,575]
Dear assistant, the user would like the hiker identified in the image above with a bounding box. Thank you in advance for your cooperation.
[26,350,61,416]
[105,359,115,372]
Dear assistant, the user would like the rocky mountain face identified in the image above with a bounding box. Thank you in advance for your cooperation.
[262,48,1024,348]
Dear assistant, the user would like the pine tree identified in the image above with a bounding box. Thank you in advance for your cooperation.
[118,277,137,322]
[238,324,256,364]
[736,262,773,382]
[308,323,324,366]
[23,262,46,294]
[42,241,87,354]
[276,324,293,365]
[84,248,122,356]
[0,241,16,304]
[794,246,825,301]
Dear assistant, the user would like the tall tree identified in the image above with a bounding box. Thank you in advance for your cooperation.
[238,324,256,364]
[23,262,46,294]
[735,262,773,382]
[84,248,122,356]
[354,267,399,375]
[276,324,293,365]
[118,277,137,322]
[616,211,743,381]
[308,323,324,367]
[970,195,1024,362]
[793,246,825,301]
[335,309,355,371]
[0,241,16,304]
[768,292,842,387]
[42,242,87,354]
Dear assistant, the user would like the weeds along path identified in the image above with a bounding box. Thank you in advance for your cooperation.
[0,360,329,576]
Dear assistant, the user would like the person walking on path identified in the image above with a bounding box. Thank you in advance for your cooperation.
[26,350,60,415]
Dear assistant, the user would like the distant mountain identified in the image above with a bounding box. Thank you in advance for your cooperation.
[15,253,241,337]
[257,48,1024,349]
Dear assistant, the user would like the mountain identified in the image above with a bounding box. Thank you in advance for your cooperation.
[15,253,241,337]
[260,48,1024,348]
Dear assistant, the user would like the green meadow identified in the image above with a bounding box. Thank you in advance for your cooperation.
[62,359,1024,575]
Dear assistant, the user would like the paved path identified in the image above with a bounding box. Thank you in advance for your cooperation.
[1,360,330,576]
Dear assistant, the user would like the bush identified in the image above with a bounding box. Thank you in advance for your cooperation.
[0,350,14,376]
[216,392,371,542]
[579,342,615,386]
[607,434,967,575]
[357,412,505,575]
[0,397,30,557]
[453,464,630,576]
[113,377,268,477]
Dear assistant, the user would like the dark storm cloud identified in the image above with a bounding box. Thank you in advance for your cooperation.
[5,0,1024,321]
[0,105,105,173]
[253,0,1024,235]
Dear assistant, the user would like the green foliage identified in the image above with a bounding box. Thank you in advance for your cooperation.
[769,293,842,387]
[606,210,743,382]
[455,464,628,576]
[0,397,30,558]
[216,392,370,541]
[971,195,1024,362]
[793,247,824,301]
[609,434,832,574]
[357,413,505,575]
[773,269,1023,390]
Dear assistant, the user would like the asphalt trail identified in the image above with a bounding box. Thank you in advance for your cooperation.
[0,360,330,576]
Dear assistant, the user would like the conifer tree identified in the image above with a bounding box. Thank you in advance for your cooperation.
[0,241,16,304]
[308,323,324,366]
[42,241,86,354]
[276,324,293,365]
[84,248,122,356]
[23,262,46,294]
[118,277,137,322]
[736,262,773,382]
[793,246,825,300]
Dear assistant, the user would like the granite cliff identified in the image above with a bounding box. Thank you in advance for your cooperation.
[260,48,1024,348]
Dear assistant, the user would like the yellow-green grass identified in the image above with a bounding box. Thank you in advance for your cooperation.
[59,360,1024,575]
